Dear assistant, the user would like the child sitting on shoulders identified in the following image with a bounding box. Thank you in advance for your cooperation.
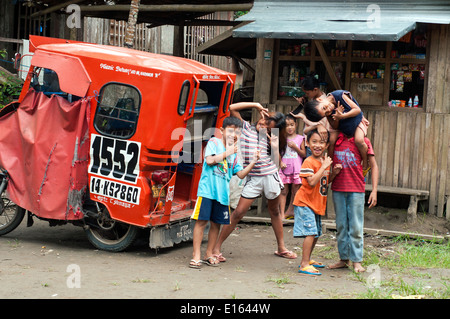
[303,90,370,175]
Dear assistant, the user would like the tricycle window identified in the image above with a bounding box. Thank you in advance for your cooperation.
[94,83,141,139]
[30,67,81,102]
[177,80,190,115]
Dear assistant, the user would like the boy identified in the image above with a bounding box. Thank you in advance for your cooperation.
[293,128,341,276]
[303,90,370,174]
[328,133,379,273]
[190,116,259,268]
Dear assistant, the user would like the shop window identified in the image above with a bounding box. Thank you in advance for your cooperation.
[94,83,141,139]
[388,26,427,108]
[277,39,312,99]
[275,32,427,108]
[277,60,309,98]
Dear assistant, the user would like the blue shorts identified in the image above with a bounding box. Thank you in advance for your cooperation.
[293,206,322,238]
[191,197,230,225]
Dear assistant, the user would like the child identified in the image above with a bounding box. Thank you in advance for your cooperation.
[292,72,326,116]
[329,133,379,273]
[212,102,298,262]
[189,116,260,268]
[293,128,341,276]
[279,114,306,219]
[303,90,370,174]
[291,73,334,157]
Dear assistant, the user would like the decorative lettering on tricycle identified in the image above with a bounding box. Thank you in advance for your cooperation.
[89,134,141,184]
[166,185,174,202]
[201,74,222,80]
[99,63,161,78]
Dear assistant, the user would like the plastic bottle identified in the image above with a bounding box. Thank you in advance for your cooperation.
[408,97,412,107]
[413,95,419,107]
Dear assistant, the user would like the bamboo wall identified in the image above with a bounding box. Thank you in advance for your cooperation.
[83,14,233,72]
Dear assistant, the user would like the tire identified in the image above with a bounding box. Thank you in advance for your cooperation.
[0,196,25,236]
[84,205,140,252]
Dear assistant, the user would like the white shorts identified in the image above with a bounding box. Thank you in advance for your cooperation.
[241,173,283,200]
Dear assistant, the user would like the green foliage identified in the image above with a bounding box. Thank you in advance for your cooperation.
[0,75,22,108]
[0,48,23,108]
[234,11,248,20]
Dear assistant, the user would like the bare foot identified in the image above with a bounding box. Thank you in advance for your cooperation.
[328,260,350,269]
[353,262,365,273]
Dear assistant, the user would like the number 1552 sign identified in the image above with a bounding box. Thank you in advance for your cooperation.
[88,134,141,184]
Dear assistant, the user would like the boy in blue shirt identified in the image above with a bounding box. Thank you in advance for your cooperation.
[190,116,260,268]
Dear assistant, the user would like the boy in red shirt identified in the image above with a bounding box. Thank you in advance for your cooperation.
[293,128,341,276]
[328,133,379,273]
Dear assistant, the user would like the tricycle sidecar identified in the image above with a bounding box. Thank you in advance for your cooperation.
[0,35,235,251]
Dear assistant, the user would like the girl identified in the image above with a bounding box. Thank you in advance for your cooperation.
[279,114,306,219]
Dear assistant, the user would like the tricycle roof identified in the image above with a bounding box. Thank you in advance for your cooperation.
[35,42,230,77]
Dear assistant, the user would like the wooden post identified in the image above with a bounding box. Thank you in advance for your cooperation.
[254,38,274,104]
[124,0,141,48]
[314,40,341,90]
[173,23,185,57]
[407,196,418,224]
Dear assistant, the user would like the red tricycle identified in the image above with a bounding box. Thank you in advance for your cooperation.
[0,35,235,251]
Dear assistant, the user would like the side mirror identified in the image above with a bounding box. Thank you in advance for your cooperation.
[14,53,21,70]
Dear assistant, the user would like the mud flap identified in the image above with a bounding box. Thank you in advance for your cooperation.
[149,219,195,249]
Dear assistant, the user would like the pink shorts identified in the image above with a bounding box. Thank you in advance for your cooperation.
[279,171,301,185]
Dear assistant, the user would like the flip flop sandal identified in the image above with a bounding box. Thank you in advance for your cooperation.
[213,253,226,262]
[189,259,202,269]
[309,260,325,268]
[363,166,371,177]
[298,265,322,276]
[274,250,298,259]
[202,256,219,267]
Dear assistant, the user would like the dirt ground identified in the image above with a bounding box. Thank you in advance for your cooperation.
[0,205,448,301]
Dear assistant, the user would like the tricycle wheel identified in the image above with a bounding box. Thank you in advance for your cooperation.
[0,196,25,236]
[85,205,140,252]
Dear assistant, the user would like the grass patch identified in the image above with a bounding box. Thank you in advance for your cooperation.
[266,273,294,289]
[358,237,450,299]
[364,237,450,270]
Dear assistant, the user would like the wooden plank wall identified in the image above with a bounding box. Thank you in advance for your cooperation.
[267,103,449,220]
[364,110,449,219]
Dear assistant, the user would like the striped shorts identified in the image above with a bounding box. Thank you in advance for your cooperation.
[191,197,231,225]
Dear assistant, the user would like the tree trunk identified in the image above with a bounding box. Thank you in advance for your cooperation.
[124,0,141,48]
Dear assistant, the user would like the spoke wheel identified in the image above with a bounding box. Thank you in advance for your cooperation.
[0,194,25,236]
[85,205,139,252]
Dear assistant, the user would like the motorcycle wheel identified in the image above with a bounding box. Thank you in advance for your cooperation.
[84,205,140,252]
[0,195,25,236]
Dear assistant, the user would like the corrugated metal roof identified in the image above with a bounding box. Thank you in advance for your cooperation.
[234,20,416,41]
[233,0,450,40]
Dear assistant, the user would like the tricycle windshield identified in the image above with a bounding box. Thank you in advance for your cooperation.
[94,82,141,139]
